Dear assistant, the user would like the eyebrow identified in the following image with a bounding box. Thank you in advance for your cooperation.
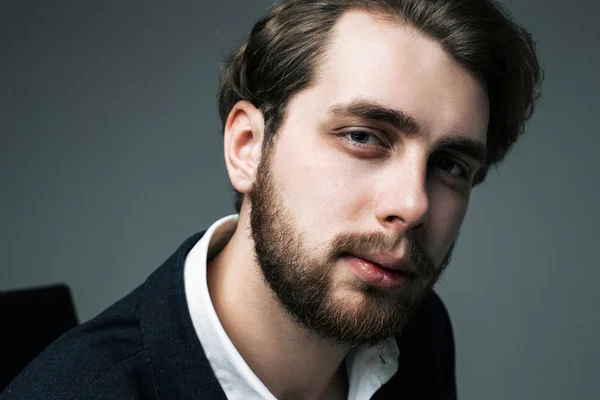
[328,98,487,166]
[328,99,420,135]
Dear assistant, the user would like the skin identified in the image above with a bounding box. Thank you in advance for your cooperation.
[208,10,489,400]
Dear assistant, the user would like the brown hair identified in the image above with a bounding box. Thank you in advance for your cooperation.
[218,0,543,212]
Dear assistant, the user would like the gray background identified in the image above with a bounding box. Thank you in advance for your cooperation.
[1,0,599,398]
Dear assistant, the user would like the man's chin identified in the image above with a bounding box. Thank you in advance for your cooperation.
[308,288,413,347]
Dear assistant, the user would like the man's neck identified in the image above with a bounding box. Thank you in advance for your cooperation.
[206,223,349,400]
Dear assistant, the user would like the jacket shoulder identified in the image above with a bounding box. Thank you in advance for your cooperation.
[1,287,154,400]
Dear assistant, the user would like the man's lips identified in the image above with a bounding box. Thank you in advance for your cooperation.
[342,253,413,289]
[349,252,416,274]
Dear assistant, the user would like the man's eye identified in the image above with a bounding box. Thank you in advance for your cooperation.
[431,158,469,179]
[346,131,382,145]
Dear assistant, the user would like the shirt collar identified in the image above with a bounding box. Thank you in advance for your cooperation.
[184,215,399,400]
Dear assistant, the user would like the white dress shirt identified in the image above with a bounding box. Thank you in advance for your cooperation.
[184,215,399,400]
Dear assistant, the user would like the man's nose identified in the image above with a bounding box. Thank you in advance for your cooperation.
[374,161,429,235]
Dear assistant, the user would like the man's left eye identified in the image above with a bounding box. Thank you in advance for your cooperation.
[432,158,469,178]
[346,131,382,145]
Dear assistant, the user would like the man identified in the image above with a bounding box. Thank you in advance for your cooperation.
[1,0,541,399]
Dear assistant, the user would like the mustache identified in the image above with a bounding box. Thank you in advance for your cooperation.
[328,231,439,278]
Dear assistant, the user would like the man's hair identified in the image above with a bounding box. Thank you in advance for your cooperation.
[218,0,543,212]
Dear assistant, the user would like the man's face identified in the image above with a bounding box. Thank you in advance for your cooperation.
[249,11,489,346]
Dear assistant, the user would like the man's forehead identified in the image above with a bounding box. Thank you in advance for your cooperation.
[303,10,489,146]
[319,9,421,72]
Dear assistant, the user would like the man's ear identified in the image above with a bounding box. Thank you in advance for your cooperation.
[223,101,265,196]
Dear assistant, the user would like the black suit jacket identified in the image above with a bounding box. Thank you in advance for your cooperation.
[1,232,457,399]
[0,284,78,391]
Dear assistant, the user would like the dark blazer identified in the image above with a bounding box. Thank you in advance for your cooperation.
[0,284,78,391]
[0,232,457,400]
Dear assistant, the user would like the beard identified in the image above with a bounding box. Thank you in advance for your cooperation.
[249,148,455,347]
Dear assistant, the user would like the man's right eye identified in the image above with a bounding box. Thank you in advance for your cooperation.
[346,131,383,146]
